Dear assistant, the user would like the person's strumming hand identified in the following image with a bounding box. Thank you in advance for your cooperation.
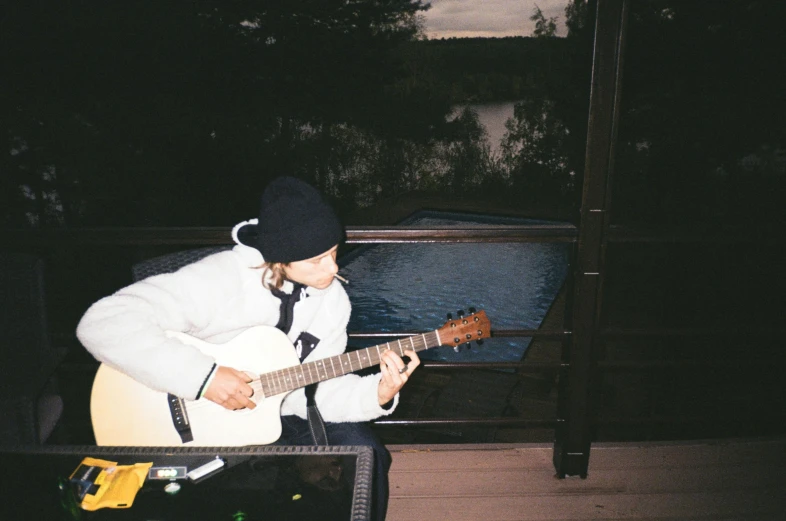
[378,349,420,406]
[203,365,257,410]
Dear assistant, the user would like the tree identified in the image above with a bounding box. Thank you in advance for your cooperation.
[1,1,435,227]
[564,0,590,37]
[501,97,575,202]
[443,108,497,192]
[530,5,558,38]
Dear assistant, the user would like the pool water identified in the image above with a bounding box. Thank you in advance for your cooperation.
[340,211,570,363]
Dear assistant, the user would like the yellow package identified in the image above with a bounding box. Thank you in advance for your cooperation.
[69,457,153,511]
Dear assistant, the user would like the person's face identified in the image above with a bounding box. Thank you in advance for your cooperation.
[283,245,339,289]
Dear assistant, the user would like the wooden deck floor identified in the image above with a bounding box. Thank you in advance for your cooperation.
[386,437,786,521]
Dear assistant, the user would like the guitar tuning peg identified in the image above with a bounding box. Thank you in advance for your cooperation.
[465,342,472,350]
[457,309,465,317]
[476,339,484,346]
[446,312,453,320]
[453,345,460,353]
[468,307,477,314]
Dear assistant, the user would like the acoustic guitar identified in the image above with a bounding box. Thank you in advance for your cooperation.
[90,310,490,446]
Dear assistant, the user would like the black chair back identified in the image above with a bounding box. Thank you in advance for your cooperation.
[132,246,233,282]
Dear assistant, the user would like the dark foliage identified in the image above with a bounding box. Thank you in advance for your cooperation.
[1,0,432,226]
[613,0,786,226]
[2,0,785,230]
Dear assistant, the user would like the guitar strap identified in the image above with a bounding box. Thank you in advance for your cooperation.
[305,384,328,446]
[273,282,329,446]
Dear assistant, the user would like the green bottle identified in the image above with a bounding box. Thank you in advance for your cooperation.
[56,477,83,521]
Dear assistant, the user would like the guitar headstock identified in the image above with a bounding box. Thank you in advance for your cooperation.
[437,309,491,351]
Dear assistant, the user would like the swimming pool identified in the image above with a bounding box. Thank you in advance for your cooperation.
[340,211,570,363]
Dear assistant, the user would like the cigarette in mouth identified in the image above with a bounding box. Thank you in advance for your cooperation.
[334,273,349,284]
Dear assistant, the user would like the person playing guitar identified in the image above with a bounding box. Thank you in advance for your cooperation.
[77,176,419,521]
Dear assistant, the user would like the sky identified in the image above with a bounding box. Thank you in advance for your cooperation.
[422,0,569,38]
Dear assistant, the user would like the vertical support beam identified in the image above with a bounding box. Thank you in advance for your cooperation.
[553,0,628,478]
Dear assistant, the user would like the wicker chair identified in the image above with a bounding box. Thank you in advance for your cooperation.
[0,253,65,444]
[132,246,233,282]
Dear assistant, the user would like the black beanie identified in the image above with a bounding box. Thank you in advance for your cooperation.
[255,177,344,263]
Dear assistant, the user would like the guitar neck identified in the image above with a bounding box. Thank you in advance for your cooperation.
[258,330,442,397]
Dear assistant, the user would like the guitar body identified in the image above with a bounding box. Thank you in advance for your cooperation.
[90,309,491,447]
[90,326,299,447]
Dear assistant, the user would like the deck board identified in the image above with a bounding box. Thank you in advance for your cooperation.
[386,438,786,521]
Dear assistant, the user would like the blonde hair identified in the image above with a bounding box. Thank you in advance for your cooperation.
[260,262,289,290]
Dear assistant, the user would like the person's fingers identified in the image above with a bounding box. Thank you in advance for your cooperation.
[382,350,408,375]
[232,391,257,410]
[230,367,253,384]
[205,366,257,410]
[403,349,420,372]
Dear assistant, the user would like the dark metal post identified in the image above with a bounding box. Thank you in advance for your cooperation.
[553,0,628,478]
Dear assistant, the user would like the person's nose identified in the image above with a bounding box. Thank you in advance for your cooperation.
[322,255,338,275]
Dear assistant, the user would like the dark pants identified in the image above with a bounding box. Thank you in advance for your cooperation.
[274,415,391,521]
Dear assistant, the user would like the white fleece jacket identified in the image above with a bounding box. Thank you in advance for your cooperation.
[76,237,398,423]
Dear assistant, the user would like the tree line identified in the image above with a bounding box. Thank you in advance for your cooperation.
[2,0,784,229]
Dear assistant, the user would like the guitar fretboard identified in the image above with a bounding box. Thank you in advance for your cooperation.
[258,330,441,398]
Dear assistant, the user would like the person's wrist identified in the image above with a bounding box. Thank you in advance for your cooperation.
[377,380,391,406]
[198,364,218,399]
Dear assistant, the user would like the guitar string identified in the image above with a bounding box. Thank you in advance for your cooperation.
[183,329,457,410]
[184,331,442,410]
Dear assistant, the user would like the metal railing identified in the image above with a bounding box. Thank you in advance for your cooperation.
[5,221,782,472]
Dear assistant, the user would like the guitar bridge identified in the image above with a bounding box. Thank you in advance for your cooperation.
[167,394,194,444]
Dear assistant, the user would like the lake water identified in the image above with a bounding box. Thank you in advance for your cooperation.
[340,210,570,363]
